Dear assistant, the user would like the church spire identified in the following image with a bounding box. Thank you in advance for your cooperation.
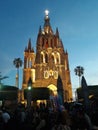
[56,27,59,38]
[38,26,42,34]
[44,10,50,26]
[43,10,53,34]
[28,38,31,50]
[25,38,34,52]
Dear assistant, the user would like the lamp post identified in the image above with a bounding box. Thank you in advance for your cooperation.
[27,78,32,109]
[74,66,84,87]
[74,66,84,102]
[13,58,23,88]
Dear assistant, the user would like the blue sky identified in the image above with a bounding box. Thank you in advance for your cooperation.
[0,0,98,95]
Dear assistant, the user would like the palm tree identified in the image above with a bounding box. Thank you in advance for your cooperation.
[0,72,9,84]
[74,66,84,87]
[13,58,23,88]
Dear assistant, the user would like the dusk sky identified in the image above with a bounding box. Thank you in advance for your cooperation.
[0,0,98,96]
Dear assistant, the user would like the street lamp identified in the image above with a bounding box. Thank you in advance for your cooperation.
[74,66,84,87]
[27,77,32,109]
[74,66,84,102]
[13,58,23,88]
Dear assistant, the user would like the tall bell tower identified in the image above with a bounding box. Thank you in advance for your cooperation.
[22,10,73,102]
[22,39,35,89]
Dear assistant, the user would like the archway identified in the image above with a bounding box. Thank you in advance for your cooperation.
[47,84,57,96]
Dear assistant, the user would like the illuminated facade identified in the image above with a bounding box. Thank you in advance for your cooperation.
[22,11,72,102]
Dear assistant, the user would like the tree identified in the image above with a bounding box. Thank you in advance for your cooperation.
[13,58,23,88]
[74,66,84,87]
[0,72,8,84]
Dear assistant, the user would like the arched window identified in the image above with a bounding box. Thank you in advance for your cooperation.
[41,53,43,63]
[41,51,45,63]
[24,57,27,68]
[29,58,32,68]
[45,39,48,48]
[56,52,60,64]
[51,39,53,48]
[51,53,55,63]
[45,53,48,63]
[27,58,29,68]
[42,38,44,47]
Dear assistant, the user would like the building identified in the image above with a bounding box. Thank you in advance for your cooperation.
[0,83,18,108]
[22,10,72,103]
[77,85,98,100]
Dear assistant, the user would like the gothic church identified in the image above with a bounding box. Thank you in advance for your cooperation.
[22,11,72,102]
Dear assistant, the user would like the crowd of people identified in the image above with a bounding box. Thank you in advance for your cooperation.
[0,101,98,130]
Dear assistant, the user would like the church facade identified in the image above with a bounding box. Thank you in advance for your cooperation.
[22,11,73,102]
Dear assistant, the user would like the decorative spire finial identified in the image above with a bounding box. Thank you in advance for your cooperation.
[43,9,53,34]
[45,9,49,16]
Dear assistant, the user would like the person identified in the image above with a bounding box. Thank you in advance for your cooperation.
[0,110,3,130]
[36,112,47,130]
[71,107,93,130]
[1,108,11,130]
[52,109,71,130]
[2,108,10,123]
